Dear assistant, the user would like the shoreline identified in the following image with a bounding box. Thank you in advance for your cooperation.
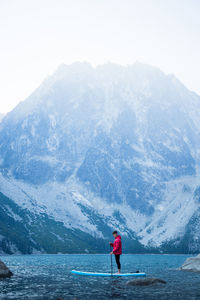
[0,253,196,256]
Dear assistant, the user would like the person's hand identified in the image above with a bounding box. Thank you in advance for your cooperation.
[110,251,113,255]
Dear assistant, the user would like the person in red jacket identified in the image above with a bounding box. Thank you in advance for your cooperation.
[109,230,122,273]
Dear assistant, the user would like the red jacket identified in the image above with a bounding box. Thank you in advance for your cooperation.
[110,235,122,255]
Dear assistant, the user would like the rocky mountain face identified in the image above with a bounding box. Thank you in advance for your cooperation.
[0,62,200,254]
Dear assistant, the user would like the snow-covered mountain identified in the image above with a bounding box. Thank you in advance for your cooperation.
[1,62,200,254]
[0,114,4,123]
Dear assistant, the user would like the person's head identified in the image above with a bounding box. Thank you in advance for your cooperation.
[112,230,118,238]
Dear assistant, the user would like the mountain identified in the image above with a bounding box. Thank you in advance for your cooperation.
[0,62,200,254]
[0,114,4,123]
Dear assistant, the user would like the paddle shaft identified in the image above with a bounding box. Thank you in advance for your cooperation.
[110,245,113,276]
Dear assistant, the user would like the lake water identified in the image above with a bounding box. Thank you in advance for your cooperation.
[0,254,200,299]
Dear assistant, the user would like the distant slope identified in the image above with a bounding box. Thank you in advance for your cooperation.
[0,180,144,254]
[0,113,4,123]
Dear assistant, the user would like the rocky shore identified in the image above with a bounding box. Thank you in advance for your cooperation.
[180,254,200,272]
[0,259,13,278]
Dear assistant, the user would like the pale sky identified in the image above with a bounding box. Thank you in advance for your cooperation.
[0,0,200,113]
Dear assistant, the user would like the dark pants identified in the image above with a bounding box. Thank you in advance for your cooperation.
[115,254,121,270]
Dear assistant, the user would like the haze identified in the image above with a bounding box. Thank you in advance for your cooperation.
[0,0,200,113]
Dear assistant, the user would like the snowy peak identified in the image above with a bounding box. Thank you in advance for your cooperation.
[0,62,200,253]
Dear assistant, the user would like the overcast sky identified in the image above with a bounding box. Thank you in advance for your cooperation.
[0,0,200,113]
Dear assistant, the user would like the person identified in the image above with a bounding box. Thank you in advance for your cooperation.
[109,230,122,274]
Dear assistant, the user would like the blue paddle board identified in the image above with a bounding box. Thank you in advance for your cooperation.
[71,270,146,277]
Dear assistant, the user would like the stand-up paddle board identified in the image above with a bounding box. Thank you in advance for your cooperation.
[71,270,146,277]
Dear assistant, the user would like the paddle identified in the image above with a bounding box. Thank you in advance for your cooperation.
[110,245,113,276]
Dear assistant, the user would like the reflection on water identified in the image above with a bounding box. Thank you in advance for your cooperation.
[0,254,199,299]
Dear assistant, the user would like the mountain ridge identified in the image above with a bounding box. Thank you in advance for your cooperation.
[0,62,200,254]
